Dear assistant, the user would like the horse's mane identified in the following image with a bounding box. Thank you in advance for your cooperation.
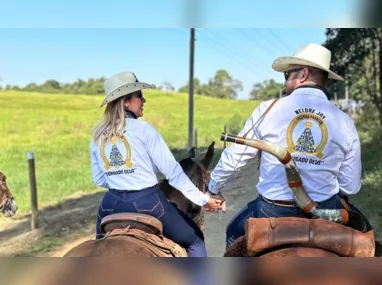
[159,157,205,197]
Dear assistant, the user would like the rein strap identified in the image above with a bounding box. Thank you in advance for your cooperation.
[191,158,210,186]
[243,98,279,139]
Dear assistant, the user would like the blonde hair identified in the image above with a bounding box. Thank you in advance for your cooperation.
[92,96,127,145]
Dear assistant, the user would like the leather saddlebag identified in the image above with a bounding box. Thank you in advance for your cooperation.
[245,217,375,257]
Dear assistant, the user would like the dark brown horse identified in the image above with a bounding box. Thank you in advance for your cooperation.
[159,142,214,231]
[0,171,18,217]
[238,258,382,285]
[34,259,190,285]
[63,142,215,257]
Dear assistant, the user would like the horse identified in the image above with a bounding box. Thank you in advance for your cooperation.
[63,142,215,257]
[159,143,214,232]
[32,259,191,285]
[0,171,18,217]
[238,258,382,285]
[220,133,380,258]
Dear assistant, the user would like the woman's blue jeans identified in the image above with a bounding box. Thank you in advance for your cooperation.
[96,184,207,257]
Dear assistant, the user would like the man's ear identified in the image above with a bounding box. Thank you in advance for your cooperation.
[300,68,310,83]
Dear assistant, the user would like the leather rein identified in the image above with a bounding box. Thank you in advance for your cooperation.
[191,158,210,193]
[189,158,211,229]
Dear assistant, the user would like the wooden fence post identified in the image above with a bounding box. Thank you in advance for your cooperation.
[28,152,39,230]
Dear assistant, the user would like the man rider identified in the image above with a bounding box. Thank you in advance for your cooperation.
[207,43,373,248]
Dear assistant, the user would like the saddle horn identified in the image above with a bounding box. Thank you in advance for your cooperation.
[220,133,367,232]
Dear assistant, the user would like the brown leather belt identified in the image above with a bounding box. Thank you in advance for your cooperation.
[261,195,296,208]
[261,195,334,208]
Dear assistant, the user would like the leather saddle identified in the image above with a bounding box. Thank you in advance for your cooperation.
[99,213,187,257]
[245,217,375,257]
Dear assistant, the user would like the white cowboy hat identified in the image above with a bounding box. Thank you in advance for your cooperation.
[100,72,156,107]
[272,43,344,81]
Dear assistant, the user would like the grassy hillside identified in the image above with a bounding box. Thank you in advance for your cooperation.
[0,90,261,215]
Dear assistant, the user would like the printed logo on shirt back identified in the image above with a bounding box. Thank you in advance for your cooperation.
[100,136,134,170]
[286,108,328,166]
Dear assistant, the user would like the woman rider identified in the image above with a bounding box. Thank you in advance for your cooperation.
[90,71,222,257]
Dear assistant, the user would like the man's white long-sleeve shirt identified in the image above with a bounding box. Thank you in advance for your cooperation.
[209,87,362,202]
[90,118,210,206]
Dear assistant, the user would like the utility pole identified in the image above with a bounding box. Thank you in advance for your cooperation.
[188,28,195,150]
[279,89,282,98]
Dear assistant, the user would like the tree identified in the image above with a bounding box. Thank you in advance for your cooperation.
[71,79,86,93]
[178,78,205,95]
[24,83,39,92]
[43,79,60,89]
[250,79,284,100]
[324,28,382,124]
[162,81,175,92]
[204,69,243,99]
[177,70,242,99]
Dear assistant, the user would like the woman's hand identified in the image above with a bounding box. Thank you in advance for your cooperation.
[205,192,226,213]
[203,198,223,213]
[204,198,225,213]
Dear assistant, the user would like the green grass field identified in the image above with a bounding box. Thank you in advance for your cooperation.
[0,90,260,215]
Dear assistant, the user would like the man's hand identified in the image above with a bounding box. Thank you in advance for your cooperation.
[205,191,226,213]
[203,198,223,213]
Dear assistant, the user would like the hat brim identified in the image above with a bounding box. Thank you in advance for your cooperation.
[100,82,156,107]
[272,56,344,81]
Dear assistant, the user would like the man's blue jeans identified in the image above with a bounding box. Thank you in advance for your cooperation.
[226,194,373,249]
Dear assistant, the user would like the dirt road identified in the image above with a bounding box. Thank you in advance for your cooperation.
[203,157,260,256]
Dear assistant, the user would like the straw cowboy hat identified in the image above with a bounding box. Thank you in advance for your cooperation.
[100,72,156,107]
[272,43,344,81]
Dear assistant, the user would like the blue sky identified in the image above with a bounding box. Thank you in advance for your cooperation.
[0,28,331,99]
[0,0,360,99]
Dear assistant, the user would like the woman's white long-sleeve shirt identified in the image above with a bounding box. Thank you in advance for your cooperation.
[90,118,210,206]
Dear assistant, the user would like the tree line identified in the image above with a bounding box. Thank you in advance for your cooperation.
[0,78,106,96]
[0,69,284,101]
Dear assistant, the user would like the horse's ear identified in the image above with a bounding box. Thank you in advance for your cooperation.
[201,141,215,168]
[188,147,196,158]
